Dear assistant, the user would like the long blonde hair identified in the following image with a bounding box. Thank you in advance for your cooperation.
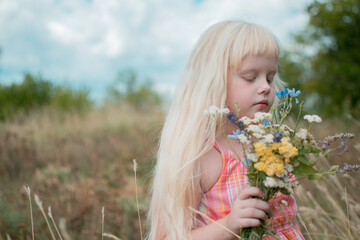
[147,20,282,240]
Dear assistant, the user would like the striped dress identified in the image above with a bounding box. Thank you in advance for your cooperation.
[197,143,305,239]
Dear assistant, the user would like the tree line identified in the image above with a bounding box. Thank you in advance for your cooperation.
[279,0,360,118]
[0,0,359,119]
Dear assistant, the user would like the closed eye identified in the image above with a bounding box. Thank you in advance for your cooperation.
[241,73,257,82]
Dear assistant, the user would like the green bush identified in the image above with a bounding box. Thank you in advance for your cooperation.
[0,73,93,120]
[50,86,92,114]
[107,69,163,109]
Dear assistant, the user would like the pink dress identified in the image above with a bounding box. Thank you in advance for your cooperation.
[197,143,305,239]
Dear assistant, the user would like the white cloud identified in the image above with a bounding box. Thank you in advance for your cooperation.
[0,0,311,102]
[47,21,83,44]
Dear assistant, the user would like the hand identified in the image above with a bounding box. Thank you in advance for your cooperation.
[224,187,271,233]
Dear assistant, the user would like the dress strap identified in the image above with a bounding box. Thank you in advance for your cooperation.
[214,141,221,153]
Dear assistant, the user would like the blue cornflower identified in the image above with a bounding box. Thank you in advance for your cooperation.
[227,111,237,124]
[273,132,283,142]
[262,120,270,126]
[275,89,288,98]
[228,129,242,139]
[287,88,301,103]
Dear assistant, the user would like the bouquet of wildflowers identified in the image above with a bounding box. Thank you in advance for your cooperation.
[205,88,356,239]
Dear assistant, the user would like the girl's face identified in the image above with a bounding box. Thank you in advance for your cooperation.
[226,55,277,118]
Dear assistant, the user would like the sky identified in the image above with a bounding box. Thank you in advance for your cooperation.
[0,0,312,103]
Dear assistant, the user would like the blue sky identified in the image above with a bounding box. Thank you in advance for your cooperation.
[0,0,311,103]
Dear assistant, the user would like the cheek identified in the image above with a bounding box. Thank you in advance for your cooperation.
[226,94,235,111]
[226,81,236,107]
[269,92,275,106]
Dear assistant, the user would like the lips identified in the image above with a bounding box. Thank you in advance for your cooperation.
[253,100,269,110]
[255,100,269,106]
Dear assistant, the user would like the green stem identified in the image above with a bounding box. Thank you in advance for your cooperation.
[223,129,248,166]
[291,101,304,140]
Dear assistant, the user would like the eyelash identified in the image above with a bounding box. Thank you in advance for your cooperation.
[245,77,256,82]
[244,76,274,83]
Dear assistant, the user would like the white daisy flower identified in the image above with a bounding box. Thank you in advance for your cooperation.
[275,169,288,178]
[247,153,259,162]
[240,116,253,125]
[218,108,230,114]
[247,125,265,135]
[204,106,230,116]
[262,134,274,144]
[264,177,278,188]
[253,133,263,139]
[285,163,294,173]
[237,134,251,145]
[296,128,308,141]
[304,114,322,123]
[204,106,219,115]
[254,112,272,121]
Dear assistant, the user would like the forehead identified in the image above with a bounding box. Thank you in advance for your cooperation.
[228,27,280,69]
[237,55,278,71]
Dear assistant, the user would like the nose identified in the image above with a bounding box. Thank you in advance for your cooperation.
[257,77,271,95]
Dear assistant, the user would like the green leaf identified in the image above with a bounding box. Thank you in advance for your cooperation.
[234,102,241,117]
[292,160,300,167]
[324,149,332,158]
[329,165,339,172]
[279,188,291,196]
[308,173,323,180]
[311,148,321,154]
[298,147,309,155]
[259,171,267,181]
[293,162,318,177]
[297,157,311,165]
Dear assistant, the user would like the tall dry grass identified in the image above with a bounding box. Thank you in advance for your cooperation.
[0,105,359,239]
[0,104,163,239]
[294,118,360,239]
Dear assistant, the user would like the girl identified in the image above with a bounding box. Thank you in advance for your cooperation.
[147,20,305,240]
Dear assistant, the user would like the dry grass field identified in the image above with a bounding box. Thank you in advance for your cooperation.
[0,104,359,239]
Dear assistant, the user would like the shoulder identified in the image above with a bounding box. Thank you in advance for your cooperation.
[199,145,223,193]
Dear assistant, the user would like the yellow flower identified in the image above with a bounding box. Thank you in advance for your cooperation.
[272,142,281,151]
[265,164,276,176]
[264,154,276,165]
[275,163,284,175]
[278,137,298,159]
[253,140,291,177]
[254,143,267,157]
[254,162,266,172]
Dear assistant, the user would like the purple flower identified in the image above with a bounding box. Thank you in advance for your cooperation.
[227,111,245,131]
[319,133,355,156]
[273,132,283,142]
[336,163,360,174]
[227,111,237,124]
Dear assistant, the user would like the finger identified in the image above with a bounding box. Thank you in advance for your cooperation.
[238,208,268,221]
[238,199,271,213]
[237,187,265,200]
[238,218,262,228]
